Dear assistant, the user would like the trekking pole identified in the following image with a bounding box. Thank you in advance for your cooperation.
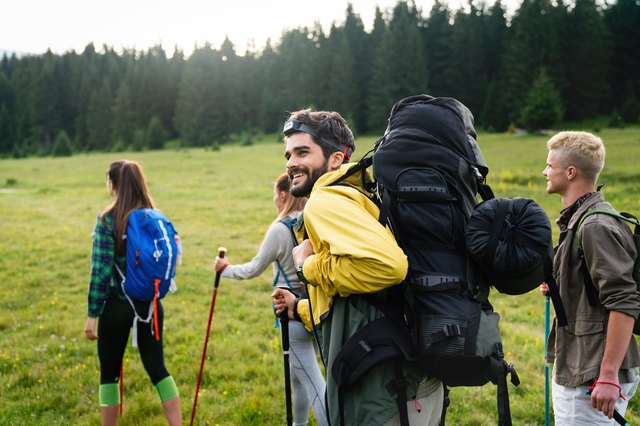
[119,363,124,417]
[280,308,293,426]
[614,409,629,426]
[190,247,226,426]
[544,295,550,426]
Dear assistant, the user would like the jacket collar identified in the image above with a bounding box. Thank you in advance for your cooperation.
[562,191,605,231]
[312,163,370,194]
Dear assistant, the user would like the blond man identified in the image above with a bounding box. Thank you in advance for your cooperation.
[541,131,640,424]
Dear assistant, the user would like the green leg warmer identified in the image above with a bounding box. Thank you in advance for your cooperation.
[156,376,179,402]
[99,383,120,407]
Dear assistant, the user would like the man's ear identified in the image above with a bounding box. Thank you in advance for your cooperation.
[329,151,345,170]
[567,165,577,180]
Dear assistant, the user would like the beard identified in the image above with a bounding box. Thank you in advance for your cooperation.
[290,162,329,198]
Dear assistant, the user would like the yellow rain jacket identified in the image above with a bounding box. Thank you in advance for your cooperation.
[296,163,408,329]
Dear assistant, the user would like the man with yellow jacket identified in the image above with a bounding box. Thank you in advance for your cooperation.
[272,109,443,425]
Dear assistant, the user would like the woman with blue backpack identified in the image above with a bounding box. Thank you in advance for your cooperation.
[214,173,328,426]
[84,160,182,426]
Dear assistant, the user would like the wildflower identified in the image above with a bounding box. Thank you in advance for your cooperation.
[60,344,65,351]
[51,334,56,339]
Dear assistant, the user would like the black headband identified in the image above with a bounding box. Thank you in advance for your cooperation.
[282,119,353,160]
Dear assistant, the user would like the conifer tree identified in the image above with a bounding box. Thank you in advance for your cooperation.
[425,1,455,96]
[366,6,391,132]
[86,79,113,151]
[604,0,640,113]
[174,45,224,146]
[560,0,610,120]
[501,0,564,124]
[111,80,135,146]
[147,115,168,150]
[519,68,564,132]
[52,130,73,156]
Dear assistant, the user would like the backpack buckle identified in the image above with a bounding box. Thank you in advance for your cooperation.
[443,324,462,337]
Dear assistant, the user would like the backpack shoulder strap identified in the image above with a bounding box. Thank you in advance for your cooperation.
[576,208,639,234]
[574,207,638,307]
[328,155,374,193]
[331,314,415,426]
[274,217,300,289]
[279,216,299,247]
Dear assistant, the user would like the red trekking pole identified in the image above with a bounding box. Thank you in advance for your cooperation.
[190,247,226,426]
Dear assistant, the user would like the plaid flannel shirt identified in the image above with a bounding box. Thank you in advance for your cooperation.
[87,212,125,317]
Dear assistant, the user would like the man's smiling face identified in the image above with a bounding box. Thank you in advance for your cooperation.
[285,132,328,198]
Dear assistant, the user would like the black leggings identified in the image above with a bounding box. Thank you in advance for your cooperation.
[98,294,170,385]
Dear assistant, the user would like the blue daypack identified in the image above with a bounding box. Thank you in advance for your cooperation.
[115,208,180,346]
[122,208,178,300]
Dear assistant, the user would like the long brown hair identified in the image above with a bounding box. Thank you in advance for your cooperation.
[100,160,155,254]
[275,173,306,221]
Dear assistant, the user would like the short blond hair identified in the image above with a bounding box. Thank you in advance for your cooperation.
[547,131,605,182]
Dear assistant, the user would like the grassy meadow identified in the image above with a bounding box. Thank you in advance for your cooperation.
[1,126,639,425]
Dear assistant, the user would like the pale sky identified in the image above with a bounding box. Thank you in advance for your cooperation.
[1,0,518,57]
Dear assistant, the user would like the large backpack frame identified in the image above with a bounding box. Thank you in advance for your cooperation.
[331,95,519,425]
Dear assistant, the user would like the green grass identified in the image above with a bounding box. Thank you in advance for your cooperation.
[1,127,639,425]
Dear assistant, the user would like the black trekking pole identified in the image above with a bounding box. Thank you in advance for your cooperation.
[190,247,226,426]
[280,308,293,426]
[614,409,629,426]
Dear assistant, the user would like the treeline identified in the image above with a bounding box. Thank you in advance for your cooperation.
[1,0,639,157]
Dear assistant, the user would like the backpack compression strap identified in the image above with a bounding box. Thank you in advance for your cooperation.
[484,196,567,327]
[153,279,160,341]
[115,263,158,347]
[494,360,518,426]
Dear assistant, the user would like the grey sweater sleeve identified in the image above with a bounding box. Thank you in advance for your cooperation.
[221,222,287,280]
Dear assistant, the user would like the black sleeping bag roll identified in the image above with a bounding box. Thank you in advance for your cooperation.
[466,197,553,295]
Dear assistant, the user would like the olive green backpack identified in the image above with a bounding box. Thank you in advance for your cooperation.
[576,208,640,333]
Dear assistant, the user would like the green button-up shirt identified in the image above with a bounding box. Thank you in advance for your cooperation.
[87,212,125,317]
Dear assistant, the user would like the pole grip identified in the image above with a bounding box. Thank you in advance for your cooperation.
[280,308,289,351]
[214,247,226,289]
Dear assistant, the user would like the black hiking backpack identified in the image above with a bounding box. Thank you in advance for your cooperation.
[331,95,524,425]
[375,95,520,422]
